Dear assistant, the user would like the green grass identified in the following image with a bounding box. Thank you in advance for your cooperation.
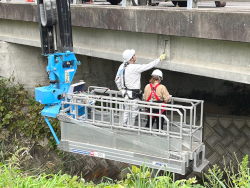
[3,153,249,188]
[0,147,249,188]
[0,153,203,188]
[0,161,114,188]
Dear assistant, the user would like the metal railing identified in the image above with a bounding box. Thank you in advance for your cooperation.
[184,0,249,9]
[2,0,248,7]
[0,0,37,2]
[60,86,204,153]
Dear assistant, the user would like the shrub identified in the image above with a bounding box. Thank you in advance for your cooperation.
[0,76,60,152]
[203,155,250,188]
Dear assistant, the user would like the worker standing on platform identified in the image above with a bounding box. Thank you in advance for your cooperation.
[115,49,166,126]
[143,69,171,130]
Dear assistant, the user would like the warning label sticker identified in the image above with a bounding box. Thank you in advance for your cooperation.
[65,69,74,73]
[71,149,105,158]
[72,149,90,155]
[90,151,105,158]
[65,72,69,83]
[152,161,167,167]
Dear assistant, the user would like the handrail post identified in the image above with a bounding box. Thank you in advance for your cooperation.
[167,119,170,151]
[190,108,193,133]
[180,114,183,138]
[200,101,203,127]
[187,0,197,10]
[129,102,132,125]
[138,113,141,135]
[111,109,114,131]
[194,106,196,126]
[122,0,126,7]
[150,107,152,131]
[180,114,183,151]
[171,99,174,127]
[183,108,186,124]
[190,108,193,151]
[101,100,103,122]
[187,0,192,9]
[159,107,162,131]
[74,97,78,119]
[115,93,117,114]
[93,105,95,123]
[120,102,123,126]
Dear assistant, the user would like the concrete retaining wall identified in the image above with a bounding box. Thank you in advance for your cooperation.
[204,114,250,169]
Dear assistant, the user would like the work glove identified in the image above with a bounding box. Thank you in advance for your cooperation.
[159,53,166,61]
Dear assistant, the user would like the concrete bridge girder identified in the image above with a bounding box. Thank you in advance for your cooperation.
[72,26,170,64]
[1,18,250,84]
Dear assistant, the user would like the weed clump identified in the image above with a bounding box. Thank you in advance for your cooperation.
[0,75,60,152]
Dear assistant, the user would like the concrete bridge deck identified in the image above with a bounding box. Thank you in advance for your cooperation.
[0,2,250,84]
[1,2,250,42]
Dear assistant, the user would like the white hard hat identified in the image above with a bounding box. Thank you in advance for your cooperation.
[151,69,163,80]
[122,49,135,63]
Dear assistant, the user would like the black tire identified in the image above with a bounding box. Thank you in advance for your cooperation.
[215,1,226,7]
[82,0,91,3]
[147,0,159,6]
[172,1,187,7]
[107,0,122,4]
[132,0,138,6]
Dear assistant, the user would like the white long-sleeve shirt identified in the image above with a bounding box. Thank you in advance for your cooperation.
[115,58,161,90]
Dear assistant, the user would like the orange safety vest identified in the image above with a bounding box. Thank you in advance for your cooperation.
[146,83,166,119]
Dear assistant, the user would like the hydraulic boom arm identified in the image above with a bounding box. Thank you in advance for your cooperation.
[35,0,80,143]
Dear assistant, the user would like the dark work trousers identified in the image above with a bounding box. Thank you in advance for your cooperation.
[145,109,166,130]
